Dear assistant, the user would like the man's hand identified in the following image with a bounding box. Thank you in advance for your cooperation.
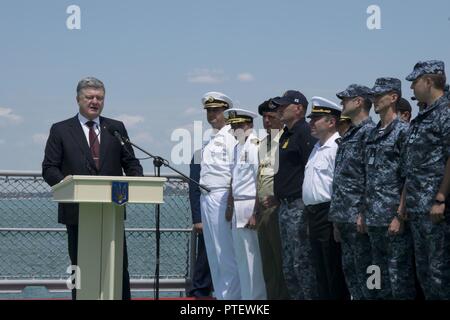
[245,214,257,230]
[388,217,403,236]
[261,196,279,209]
[397,203,406,220]
[430,202,446,224]
[356,213,368,234]
[193,223,203,234]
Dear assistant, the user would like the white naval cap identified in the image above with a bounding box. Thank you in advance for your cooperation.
[201,91,233,109]
[308,96,342,118]
[223,108,258,124]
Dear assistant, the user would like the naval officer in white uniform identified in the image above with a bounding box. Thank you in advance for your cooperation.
[224,108,267,300]
[199,92,241,300]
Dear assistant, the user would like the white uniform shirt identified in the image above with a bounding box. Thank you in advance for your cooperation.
[232,132,259,200]
[200,125,237,190]
[302,132,340,206]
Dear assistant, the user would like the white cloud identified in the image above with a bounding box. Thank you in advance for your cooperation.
[188,69,225,84]
[237,73,255,82]
[133,132,155,145]
[0,107,23,125]
[183,107,202,116]
[115,114,145,128]
[32,133,48,145]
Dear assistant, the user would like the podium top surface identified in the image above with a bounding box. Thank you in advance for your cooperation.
[52,175,167,204]
[52,175,167,191]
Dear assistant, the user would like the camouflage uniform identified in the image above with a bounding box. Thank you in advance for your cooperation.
[364,78,416,300]
[278,198,317,300]
[329,84,376,300]
[403,61,450,300]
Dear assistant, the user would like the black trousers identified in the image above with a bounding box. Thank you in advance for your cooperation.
[188,233,213,297]
[66,225,131,300]
[305,202,350,300]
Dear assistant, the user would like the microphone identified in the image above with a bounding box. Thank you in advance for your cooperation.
[106,124,136,159]
[114,131,125,146]
[107,125,127,146]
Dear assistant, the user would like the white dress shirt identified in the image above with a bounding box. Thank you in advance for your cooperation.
[78,113,101,146]
[302,131,340,206]
[232,131,259,200]
[200,125,237,190]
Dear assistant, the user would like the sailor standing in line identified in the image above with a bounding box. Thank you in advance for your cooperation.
[199,92,241,300]
[403,61,450,299]
[224,108,267,300]
[256,99,289,299]
[303,97,350,300]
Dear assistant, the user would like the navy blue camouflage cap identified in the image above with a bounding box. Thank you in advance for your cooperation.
[370,77,402,96]
[336,84,371,100]
[405,60,445,81]
[271,90,308,109]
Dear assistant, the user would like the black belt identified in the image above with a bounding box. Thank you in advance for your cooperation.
[305,202,331,211]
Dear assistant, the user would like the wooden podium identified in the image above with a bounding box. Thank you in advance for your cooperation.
[52,175,166,300]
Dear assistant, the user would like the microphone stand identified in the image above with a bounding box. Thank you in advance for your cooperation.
[122,137,210,300]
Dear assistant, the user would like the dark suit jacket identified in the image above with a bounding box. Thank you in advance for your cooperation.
[189,151,202,224]
[42,115,143,225]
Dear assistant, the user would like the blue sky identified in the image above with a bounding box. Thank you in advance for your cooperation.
[1,0,449,174]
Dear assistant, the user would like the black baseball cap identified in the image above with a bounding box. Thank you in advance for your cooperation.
[270,90,308,109]
[258,99,271,116]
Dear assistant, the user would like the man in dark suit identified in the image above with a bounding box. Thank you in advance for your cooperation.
[187,150,213,298]
[42,77,143,300]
